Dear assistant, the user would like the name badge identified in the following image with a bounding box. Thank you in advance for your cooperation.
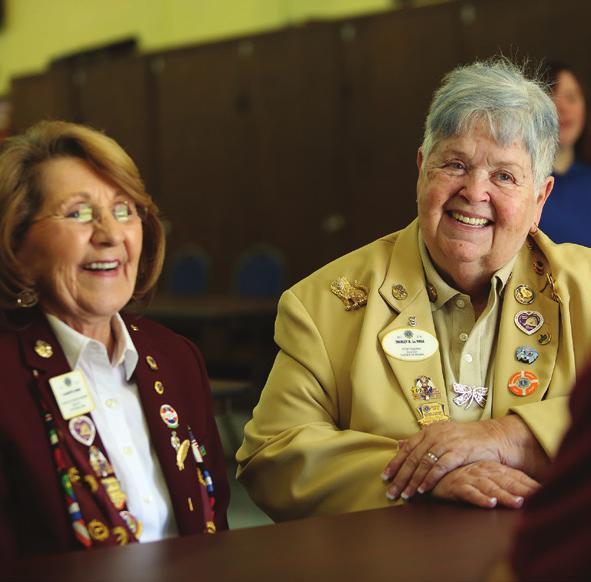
[49,370,95,420]
[382,328,439,361]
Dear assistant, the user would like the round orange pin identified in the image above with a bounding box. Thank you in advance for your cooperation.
[508,371,539,397]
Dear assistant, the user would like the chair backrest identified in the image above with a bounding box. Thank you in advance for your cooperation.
[167,245,210,295]
[234,244,287,298]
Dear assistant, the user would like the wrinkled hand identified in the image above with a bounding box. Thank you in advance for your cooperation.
[382,419,513,501]
[431,461,541,509]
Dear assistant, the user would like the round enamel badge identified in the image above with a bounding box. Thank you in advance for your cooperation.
[508,371,539,397]
[159,404,179,428]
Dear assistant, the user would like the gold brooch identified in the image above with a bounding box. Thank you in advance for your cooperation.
[34,340,53,359]
[391,284,408,301]
[330,277,368,311]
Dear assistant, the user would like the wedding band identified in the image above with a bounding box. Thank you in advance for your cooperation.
[425,451,439,464]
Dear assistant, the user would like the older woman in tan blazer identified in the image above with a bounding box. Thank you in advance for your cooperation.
[237,58,591,521]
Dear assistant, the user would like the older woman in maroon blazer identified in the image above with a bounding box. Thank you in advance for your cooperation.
[0,121,229,558]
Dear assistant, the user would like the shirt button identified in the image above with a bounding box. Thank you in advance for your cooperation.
[143,495,152,504]
[464,353,473,363]
[105,398,117,408]
[456,298,466,309]
[459,332,469,342]
[123,446,133,456]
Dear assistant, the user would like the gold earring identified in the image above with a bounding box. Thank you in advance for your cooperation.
[16,289,38,308]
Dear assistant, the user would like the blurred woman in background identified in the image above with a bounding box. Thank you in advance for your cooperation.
[539,62,591,246]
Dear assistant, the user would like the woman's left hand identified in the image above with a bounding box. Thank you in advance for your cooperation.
[382,416,545,501]
[430,460,541,509]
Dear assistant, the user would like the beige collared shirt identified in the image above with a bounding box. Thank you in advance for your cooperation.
[418,235,516,421]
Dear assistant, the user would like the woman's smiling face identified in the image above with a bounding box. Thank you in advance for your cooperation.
[18,156,143,328]
[417,121,552,285]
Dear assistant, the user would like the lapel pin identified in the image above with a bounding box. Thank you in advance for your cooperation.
[392,284,408,301]
[146,356,159,370]
[34,340,53,358]
[427,284,438,303]
[330,276,368,311]
[508,370,539,397]
[515,346,539,364]
[514,310,544,335]
[514,284,535,305]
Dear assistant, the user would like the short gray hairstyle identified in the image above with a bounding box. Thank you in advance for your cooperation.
[421,58,558,190]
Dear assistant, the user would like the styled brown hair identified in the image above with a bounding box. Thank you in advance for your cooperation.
[0,120,165,310]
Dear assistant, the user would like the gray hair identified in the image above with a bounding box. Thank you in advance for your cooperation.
[421,58,558,191]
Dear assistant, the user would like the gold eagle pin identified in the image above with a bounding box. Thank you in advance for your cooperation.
[330,277,368,311]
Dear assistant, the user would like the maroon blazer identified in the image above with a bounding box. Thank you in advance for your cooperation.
[511,364,591,580]
[0,309,229,559]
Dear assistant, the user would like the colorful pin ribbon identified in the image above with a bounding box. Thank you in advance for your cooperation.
[43,412,92,548]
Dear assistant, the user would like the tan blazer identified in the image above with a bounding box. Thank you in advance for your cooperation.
[236,220,591,521]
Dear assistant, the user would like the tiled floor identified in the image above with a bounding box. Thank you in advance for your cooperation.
[216,412,274,530]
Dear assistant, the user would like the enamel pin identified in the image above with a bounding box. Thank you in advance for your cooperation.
[69,415,96,447]
[515,346,539,364]
[89,445,113,478]
[508,371,539,397]
[514,310,544,335]
[160,404,179,429]
[411,376,440,401]
[417,403,449,426]
[514,284,535,305]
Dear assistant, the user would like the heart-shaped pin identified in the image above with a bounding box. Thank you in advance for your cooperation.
[69,415,96,447]
[514,310,544,336]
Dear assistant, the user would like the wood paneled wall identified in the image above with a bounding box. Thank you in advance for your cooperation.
[11,0,591,292]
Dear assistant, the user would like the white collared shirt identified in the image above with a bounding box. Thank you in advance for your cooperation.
[46,313,178,542]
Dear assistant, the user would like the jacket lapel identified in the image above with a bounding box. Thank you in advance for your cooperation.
[493,238,560,417]
[377,221,449,426]
[125,316,212,535]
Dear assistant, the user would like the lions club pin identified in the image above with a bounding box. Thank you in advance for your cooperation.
[160,404,179,429]
[508,371,539,397]
[514,310,544,335]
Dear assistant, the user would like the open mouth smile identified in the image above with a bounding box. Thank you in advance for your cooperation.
[449,211,492,227]
[82,260,120,272]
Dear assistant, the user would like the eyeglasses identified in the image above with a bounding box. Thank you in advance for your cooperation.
[33,199,144,226]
